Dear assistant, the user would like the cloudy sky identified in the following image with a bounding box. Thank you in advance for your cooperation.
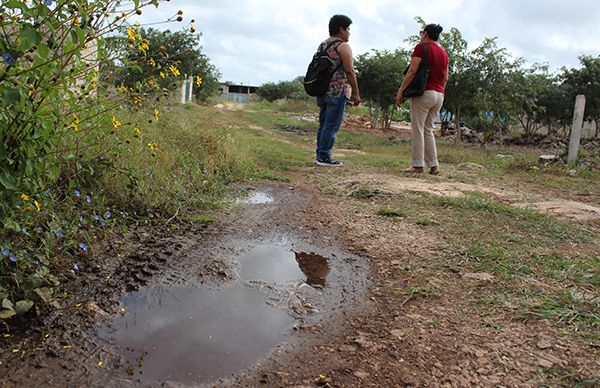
[134,0,600,86]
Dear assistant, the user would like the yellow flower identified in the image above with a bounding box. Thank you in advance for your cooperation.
[70,114,79,132]
[127,27,136,40]
[190,25,196,33]
[33,200,42,211]
[154,109,159,121]
[20,194,30,201]
[195,76,202,87]
[168,65,180,76]
[147,143,159,152]
[135,22,141,28]
[149,57,156,67]
[112,117,122,128]
[71,18,80,26]
[139,41,149,53]
[118,85,128,94]
[133,127,142,137]
[159,71,165,79]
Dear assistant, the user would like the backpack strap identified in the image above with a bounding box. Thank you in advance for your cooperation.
[329,40,344,74]
[319,38,343,54]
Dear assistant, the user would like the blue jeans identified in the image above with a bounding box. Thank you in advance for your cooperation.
[316,94,347,160]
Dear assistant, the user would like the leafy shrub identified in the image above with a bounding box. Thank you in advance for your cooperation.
[0,0,194,319]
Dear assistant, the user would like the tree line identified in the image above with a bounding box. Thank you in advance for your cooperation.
[257,22,600,143]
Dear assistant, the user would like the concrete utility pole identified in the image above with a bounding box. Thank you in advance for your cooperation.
[181,75,194,104]
[567,95,586,163]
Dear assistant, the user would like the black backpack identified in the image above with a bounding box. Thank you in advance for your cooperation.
[303,40,343,97]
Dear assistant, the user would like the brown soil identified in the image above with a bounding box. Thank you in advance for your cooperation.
[1,160,599,387]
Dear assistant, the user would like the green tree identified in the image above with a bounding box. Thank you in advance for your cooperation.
[438,28,479,139]
[536,77,572,137]
[560,55,600,136]
[467,38,524,145]
[355,49,409,129]
[257,76,308,102]
[510,65,557,142]
[107,28,220,101]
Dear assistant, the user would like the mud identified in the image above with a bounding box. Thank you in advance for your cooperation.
[0,181,368,387]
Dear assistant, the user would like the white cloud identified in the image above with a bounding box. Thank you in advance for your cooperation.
[135,0,600,85]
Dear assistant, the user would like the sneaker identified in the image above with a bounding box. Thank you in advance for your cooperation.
[316,157,342,167]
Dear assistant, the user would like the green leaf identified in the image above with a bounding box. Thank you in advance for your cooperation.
[2,218,21,233]
[15,300,34,315]
[2,298,14,310]
[0,309,16,319]
[19,25,42,51]
[2,88,21,105]
[36,44,50,60]
[0,170,18,190]
[5,0,28,12]
[34,288,54,303]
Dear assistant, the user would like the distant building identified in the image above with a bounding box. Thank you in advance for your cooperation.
[219,82,258,103]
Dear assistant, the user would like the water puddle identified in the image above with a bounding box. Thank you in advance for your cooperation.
[235,191,274,205]
[98,244,362,385]
[98,285,293,385]
[240,246,330,287]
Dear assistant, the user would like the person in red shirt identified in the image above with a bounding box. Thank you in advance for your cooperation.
[396,24,449,175]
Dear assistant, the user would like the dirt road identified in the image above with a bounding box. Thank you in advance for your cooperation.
[1,149,599,387]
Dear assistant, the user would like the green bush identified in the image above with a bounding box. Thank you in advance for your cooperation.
[0,0,200,319]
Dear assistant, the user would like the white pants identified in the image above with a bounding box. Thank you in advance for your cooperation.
[409,90,444,168]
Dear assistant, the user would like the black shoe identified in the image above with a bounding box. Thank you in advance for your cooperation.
[316,157,342,167]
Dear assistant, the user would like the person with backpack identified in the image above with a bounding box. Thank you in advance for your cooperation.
[395,24,448,175]
[308,14,360,167]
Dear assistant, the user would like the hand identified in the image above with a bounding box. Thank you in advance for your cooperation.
[395,92,404,107]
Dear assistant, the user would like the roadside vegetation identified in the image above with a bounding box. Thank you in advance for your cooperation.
[0,0,222,320]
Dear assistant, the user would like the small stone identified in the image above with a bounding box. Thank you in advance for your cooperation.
[538,358,554,368]
[354,370,370,380]
[536,340,552,350]
[462,272,494,281]
[539,154,558,164]
[338,344,356,353]
[390,329,404,339]
[458,162,485,170]
[567,169,578,176]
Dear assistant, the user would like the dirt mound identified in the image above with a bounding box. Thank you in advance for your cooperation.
[341,173,600,221]
[516,200,600,221]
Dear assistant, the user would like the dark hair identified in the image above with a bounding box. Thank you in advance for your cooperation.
[424,23,443,41]
[329,14,352,36]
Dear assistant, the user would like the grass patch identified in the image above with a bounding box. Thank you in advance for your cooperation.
[191,214,218,223]
[521,290,600,329]
[351,187,381,199]
[378,207,406,217]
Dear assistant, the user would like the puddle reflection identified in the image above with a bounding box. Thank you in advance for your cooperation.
[235,191,274,205]
[99,285,293,385]
[100,245,334,385]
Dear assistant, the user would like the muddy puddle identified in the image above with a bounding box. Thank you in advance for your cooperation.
[235,191,274,205]
[98,285,294,385]
[98,242,365,386]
